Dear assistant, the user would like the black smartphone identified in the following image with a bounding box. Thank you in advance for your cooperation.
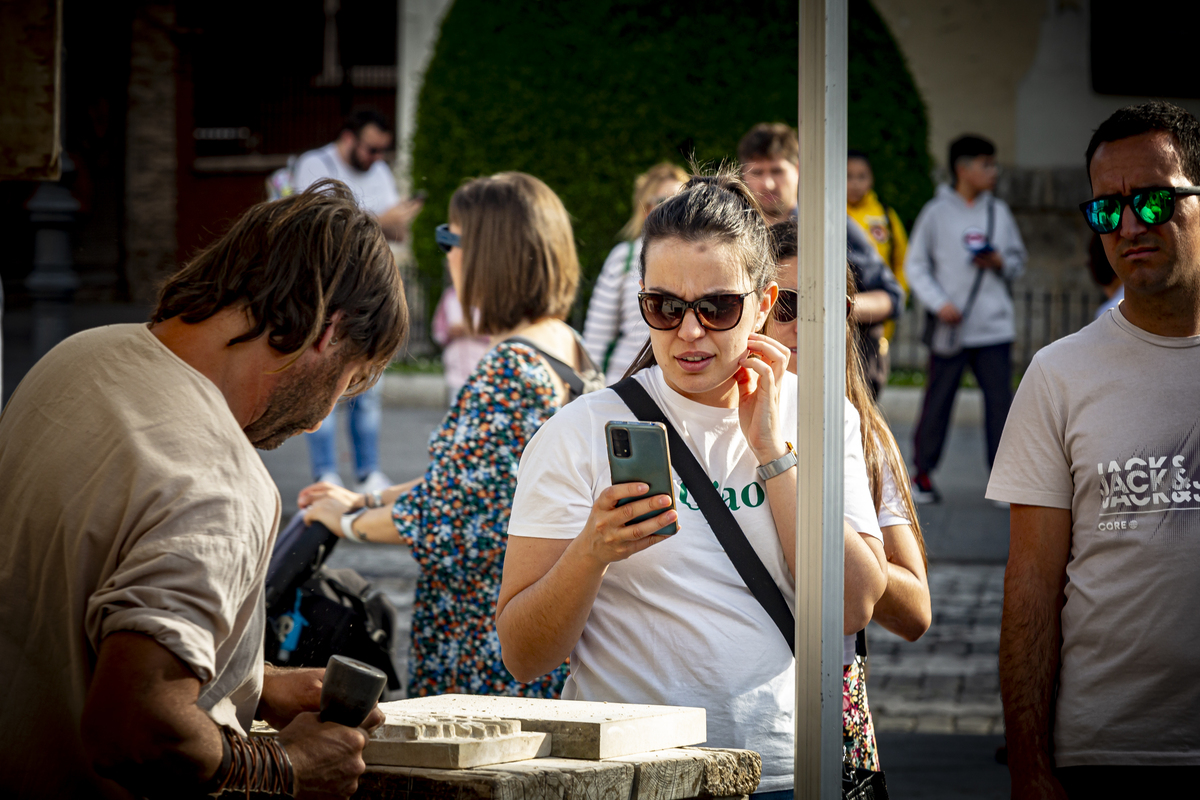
[605,420,678,536]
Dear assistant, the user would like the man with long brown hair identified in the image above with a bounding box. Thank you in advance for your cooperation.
[0,180,407,798]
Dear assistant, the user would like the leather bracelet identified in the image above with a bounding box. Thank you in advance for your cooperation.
[340,508,369,542]
[756,442,798,482]
[203,726,295,797]
[197,725,232,795]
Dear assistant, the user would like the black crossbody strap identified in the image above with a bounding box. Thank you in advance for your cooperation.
[612,377,795,651]
[960,198,997,322]
[507,337,585,398]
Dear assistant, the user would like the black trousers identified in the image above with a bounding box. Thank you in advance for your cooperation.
[913,342,1012,475]
[1057,765,1200,798]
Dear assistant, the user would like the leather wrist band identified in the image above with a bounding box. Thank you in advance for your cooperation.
[202,726,295,797]
[340,508,369,542]
[756,442,798,482]
[197,726,232,795]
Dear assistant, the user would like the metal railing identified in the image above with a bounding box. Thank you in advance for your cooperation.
[889,289,1108,373]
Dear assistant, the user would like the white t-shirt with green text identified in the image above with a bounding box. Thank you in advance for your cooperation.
[509,367,881,791]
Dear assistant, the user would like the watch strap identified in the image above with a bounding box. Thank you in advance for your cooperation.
[756,442,797,482]
[340,508,368,542]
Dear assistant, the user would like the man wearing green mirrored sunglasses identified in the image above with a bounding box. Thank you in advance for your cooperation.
[989,101,1200,800]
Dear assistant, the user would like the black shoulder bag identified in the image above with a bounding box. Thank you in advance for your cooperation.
[612,377,889,800]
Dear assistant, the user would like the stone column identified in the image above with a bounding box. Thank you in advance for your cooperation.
[124,3,177,303]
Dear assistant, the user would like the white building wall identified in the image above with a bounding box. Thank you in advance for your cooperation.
[1015,0,1200,168]
[394,0,454,196]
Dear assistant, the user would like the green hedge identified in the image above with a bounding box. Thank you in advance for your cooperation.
[848,0,933,228]
[410,0,930,325]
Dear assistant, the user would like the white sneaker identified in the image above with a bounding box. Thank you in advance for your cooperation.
[317,471,344,488]
[357,470,391,495]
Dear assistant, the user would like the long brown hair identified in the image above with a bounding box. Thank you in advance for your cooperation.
[152,179,407,395]
[623,167,775,377]
[846,276,927,569]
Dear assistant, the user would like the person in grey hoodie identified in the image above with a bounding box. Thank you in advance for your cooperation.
[906,135,1027,503]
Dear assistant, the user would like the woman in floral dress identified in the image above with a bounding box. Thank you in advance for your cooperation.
[301,172,595,697]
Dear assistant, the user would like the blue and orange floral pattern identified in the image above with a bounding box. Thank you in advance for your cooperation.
[392,342,569,697]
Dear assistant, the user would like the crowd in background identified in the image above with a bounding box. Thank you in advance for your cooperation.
[4,95,1198,800]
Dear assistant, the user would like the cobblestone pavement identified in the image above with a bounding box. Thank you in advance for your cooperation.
[867,564,1004,736]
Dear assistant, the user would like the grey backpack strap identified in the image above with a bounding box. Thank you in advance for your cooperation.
[507,334,604,402]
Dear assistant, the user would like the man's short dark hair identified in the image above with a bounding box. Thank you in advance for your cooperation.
[342,108,390,138]
[152,179,408,394]
[948,135,995,185]
[738,123,799,165]
[1085,101,1200,185]
[769,218,798,263]
[847,149,871,165]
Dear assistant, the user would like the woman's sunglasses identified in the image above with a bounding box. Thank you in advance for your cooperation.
[1079,185,1200,234]
[769,289,852,323]
[638,291,752,332]
[435,223,460,253]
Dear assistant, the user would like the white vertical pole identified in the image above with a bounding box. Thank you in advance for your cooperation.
[795,0,847,798]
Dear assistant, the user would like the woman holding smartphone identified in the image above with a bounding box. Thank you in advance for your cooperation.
[765,218,931,771]
[300,172,595,698]
[497,171,889,796]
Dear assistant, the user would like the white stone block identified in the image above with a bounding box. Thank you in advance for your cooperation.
[381,696,706,760]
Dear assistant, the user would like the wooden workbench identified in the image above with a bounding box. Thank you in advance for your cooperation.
[354,746,762,800]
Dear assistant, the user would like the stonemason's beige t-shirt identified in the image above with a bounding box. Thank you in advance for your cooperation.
[0,324,281,798]
[987,308,1200,767]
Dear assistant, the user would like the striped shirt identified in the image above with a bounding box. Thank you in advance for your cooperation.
[582,239,648,385]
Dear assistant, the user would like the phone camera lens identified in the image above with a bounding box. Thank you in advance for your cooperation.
[612,429,632,458]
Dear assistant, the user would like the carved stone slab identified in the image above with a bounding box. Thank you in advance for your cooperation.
[362,714,551,769]
[380,696,706,760]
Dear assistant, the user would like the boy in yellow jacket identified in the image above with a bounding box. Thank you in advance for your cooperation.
[847,150,908,295]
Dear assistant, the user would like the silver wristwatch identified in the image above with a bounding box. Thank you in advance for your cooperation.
[340,507,369,542]
[756,442,798,482]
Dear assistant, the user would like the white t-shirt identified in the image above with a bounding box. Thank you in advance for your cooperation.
[292,142,400,218]
[843,455,910,665]
[987,307,1200,767]
[0,324,280,796]
[509,367,881,791]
